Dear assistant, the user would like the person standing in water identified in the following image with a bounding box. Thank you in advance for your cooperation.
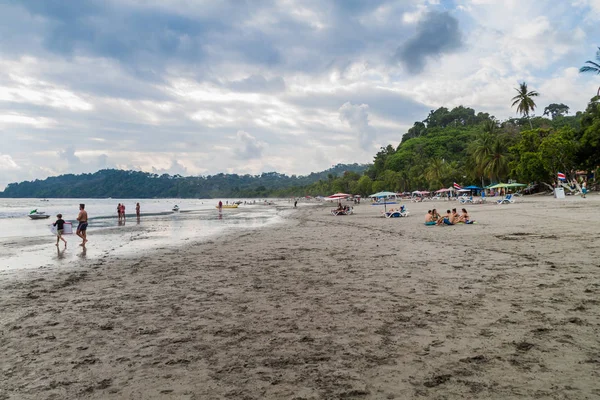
[136,202,141,217]
[121,203,126,221]
[53,214,67,247]
[76,204,88,246]
[218,200,223,211]
[117,203,122,221]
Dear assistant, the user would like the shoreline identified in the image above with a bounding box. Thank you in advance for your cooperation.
[1,196,599,399]
[0,203,289,274]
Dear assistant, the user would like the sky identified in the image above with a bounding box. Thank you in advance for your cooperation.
[1,0,599,190]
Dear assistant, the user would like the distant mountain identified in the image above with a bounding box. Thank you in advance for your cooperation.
[0,164,369,198]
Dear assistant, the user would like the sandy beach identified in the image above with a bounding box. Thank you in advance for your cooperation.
[1,195,599,399]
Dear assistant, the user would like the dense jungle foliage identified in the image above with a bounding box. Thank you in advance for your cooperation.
[298,97,600,197]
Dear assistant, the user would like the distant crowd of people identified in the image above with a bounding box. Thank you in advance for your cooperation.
[425,208,474,226]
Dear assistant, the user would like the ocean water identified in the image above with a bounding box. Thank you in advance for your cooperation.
[0,198,287,272]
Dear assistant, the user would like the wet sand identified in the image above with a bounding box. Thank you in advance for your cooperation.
[1,196,599,399]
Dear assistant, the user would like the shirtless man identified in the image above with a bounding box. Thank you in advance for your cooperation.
[76,203,88,246]
[425,210,436,225]
[451,208,459,224]
[438,209,454,225]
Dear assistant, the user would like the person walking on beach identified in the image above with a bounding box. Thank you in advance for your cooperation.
[121,203,126,221]
[218,200,223,211]
[582,181,587,198]
[117,203,122,221]
[294,199,297,208]
[136,202,141,217]
[53,214,67,247]
[76,203,88,246]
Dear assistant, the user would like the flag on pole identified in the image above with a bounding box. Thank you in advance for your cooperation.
[453,182,462,190]
[557,172,566,181]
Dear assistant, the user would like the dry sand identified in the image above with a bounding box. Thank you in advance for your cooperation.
[1,195,599,399]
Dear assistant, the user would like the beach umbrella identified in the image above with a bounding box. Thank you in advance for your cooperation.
[368,191,397,198]
[488,183,509,189]
[368,191,397,213]
[504,183,527,187]
[325,192,351,201]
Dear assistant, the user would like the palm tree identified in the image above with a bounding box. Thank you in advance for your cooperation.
[511,82,539,129]
[579,47,600,96]
[424,158,448,189]
[484,137,510,182]
[470,131,495,185]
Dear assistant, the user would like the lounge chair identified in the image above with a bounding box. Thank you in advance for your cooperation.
[383,205,409,218]
[496,194,514,204]
[331,208,353,216]
[459,196,474,205]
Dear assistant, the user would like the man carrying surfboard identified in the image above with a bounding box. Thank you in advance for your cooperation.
[76,203,88,246]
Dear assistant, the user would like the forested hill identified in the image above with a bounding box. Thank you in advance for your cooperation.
[0,164,368,198]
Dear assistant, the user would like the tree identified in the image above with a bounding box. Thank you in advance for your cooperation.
[511,82,540,129]
[356,176,373,196]
[577,96,600,169]
[539,127,579,178]
[424,158,449,189]
[469,131,495,185]
[543,103,570,119]
[579,47,600,96]
[483,137,510,182]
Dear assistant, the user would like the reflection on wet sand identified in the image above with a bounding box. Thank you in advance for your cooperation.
[78,245,87,259]
[1,207,283,271]
[55,246,66,260]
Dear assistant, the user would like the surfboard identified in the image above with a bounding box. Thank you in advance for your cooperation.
[50,222,73,235]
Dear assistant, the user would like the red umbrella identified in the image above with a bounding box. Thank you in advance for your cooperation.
[324,193,351,201]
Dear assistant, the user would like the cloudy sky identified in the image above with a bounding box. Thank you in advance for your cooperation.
[1,0,599,189]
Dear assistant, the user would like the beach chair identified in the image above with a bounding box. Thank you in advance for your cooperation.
[331,207,353,216]
[383,205,409,218]
[459,196,474,205]
[496,194,514,204]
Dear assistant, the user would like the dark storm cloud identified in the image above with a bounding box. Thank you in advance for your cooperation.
[395,11,463,74]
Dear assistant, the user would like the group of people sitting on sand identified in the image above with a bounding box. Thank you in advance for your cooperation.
[336,204,351,212]
[424,208,474,226]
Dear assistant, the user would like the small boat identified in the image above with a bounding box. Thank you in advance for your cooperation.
[29,210,50,220]
[172,205,180,212]
[216,204,238,209]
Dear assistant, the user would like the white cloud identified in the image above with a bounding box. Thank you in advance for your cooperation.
[234,130,267,160]
[0,154,20,170]
[339,102,376,150]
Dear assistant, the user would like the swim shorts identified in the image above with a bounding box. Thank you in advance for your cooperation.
[443,218,453,225]
[57,229,64,236]
[425,221,436,226]
[77,222,88,231]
